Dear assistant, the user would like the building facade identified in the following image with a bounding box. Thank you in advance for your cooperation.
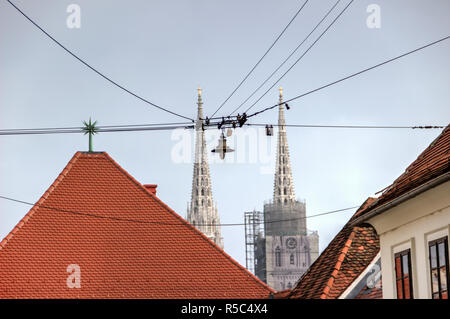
[352,125,450,299]
[254,88,319,291]
[187,88,224,249]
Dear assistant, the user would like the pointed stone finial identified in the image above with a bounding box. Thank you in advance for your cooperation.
[279,86,283,98]
[196,87,203,121]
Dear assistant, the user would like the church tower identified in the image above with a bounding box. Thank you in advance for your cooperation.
[273,87,296,205]
[187,88,224,249]
[254,88,319,291]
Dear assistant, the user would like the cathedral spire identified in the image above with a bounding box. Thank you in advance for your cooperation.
[187,88,224,249]
[197,87,203,120]
[273,87,296,205]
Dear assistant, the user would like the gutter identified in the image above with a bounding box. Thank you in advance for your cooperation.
[350,171,450,227]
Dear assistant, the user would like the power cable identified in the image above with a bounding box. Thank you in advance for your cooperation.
[6,0,194,121]
[246,123,446,130]
[245,35,450,119]
[0,124,194,135]
[210,0,309,118]
[229,0,342,116]
[0,122,444,136]
[0,194,358,227]
[244,0,354,114]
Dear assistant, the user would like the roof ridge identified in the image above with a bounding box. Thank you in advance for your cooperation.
[101,152,275,295]
[0,152,82,251]
[320,230,356,299]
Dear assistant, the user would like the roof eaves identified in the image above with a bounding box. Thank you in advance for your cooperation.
[351,171,450,227]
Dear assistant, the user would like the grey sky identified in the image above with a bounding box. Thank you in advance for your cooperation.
[1,0,449,268]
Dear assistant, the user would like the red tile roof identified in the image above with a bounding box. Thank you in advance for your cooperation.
[273,289,292,299]
[286,198,380,299]
[0,152,274,299]
[355,124,450,220]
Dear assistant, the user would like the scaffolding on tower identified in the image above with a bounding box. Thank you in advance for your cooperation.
[244,210,264,275]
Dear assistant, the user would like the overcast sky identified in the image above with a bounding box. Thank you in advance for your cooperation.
[1,0,449,268]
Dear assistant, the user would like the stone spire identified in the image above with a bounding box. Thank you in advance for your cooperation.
[273,87,296,205]
[187,88,224,249]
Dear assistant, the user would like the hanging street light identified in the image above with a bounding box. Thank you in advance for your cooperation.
[211,132,234,160]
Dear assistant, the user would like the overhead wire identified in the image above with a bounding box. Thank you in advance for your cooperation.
[6,0,194,121]
[243,0,355,114]
[0,123,194,135]
[0,194,358,227]
[245,35,450,119]
[246,123,446,130]
[229,0,342,116]
[210,0,310,118]
[0,122,445,136]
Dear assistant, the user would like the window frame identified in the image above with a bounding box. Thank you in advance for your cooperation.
[394,249,414,299]
[428,236,449,299]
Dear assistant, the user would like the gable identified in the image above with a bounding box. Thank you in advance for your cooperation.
[0,152,272,298]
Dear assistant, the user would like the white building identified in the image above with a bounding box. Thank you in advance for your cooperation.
[351,125,450,299]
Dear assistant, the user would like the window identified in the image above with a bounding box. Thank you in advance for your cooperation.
[290,254,295,265]
[429,237,449,299]
[275,247,281,267]
[395,249,414,299]
[287,282,292,289]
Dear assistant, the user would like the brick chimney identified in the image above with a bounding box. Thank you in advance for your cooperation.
[144,184,157,195]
